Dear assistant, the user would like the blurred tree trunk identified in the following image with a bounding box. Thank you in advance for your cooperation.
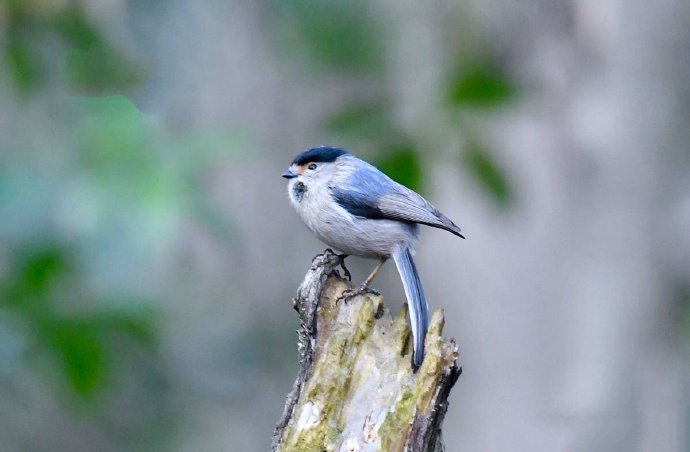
[272,250,461,452]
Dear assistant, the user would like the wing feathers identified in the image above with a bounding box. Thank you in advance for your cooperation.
[377,190,465,238]
[331,183,464,238]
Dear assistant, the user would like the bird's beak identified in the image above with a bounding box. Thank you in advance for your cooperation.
[282,169,297,179]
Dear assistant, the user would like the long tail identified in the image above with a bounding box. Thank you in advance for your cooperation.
[392,246,429,370]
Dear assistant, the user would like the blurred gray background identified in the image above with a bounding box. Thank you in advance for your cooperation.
[1,0,689,451]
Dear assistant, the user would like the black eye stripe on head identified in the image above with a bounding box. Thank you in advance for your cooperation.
[292,146,347,166]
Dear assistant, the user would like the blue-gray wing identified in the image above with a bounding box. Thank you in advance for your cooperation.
[330,164,465,238]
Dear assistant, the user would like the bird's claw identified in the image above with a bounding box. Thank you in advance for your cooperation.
[337,253,352,281]
[338,284,379,303]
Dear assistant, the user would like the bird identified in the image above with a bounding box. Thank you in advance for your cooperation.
[282,145,464,370]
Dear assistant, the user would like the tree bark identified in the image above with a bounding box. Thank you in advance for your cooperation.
[272,250,461,452]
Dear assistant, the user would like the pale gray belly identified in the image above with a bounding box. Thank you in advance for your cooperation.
[307,214,418,258]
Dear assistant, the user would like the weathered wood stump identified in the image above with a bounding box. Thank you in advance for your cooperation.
[273,250,461,452]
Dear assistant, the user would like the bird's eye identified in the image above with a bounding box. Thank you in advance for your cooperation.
[308,163,317,170]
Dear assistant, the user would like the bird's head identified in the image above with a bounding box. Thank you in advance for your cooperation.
[282,146,348,185]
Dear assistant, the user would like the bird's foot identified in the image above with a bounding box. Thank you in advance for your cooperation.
[337,253,352,281]
[338,284,379,303]
[356,282,380,296]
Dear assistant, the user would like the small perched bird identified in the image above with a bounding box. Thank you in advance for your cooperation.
[282,146,464,369]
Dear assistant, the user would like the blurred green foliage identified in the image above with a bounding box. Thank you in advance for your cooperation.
[0,87,241,452]
[463,141,512,206]
[375,146,422,192]
[446,58,517,207]
[448,60,516,109]
[325,100,392,140]
[0,81,239,411]
[0,243,156,398]
[324,100,423,191]
[4,30,41,93]
[1,0,143,95]
[267,0,383,72]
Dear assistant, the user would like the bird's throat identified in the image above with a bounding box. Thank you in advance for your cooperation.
[292,181,307,202]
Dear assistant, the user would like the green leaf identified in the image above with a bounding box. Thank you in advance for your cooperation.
[463,142,512,206]
[38,305,157,399]
[4,34,41,94]
[375,146,422,192]
[48,319,106,398]
[54,8,103,50]
[2,3,44,94]
[449,61,516,109]
[3,246,69,309]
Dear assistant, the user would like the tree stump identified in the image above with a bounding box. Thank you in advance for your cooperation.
[272,250,461,451]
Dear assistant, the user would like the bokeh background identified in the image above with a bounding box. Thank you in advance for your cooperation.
[1,0,689,451]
